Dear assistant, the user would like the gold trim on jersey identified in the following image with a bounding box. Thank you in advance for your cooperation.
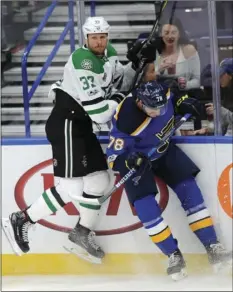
[166,88,171,99]
[114,99,125,121]
[131,117,152,136]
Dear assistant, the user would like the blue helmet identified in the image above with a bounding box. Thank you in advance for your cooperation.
[135,80,168,115]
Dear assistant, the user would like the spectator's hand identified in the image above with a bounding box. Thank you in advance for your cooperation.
[178,77,187,89]
[180,129,196,136]
[158,57,175,72]
[205,103,214,115]
[192,128,209,135]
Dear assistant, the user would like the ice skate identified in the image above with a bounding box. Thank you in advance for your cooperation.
[2,210,34,256]
[64,223,105,264]
[206,242,232,274]
[167,249,187,281]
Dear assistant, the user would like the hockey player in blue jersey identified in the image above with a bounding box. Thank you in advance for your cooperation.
[106,64,232,280]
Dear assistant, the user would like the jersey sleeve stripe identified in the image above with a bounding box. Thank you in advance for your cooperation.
[82,97,104,106]
[166,88,171,99]
[114,74,124,90]
[86,104,109,115]
[130,117,152,136]
[113,100,125,120]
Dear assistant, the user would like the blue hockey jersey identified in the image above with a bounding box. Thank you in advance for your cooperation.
[106,89,179,168]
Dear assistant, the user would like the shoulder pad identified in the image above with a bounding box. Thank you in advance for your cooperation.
[106,42,117,58]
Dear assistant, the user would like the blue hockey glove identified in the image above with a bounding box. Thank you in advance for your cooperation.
[126,152,151,174]
[127,40,157,70]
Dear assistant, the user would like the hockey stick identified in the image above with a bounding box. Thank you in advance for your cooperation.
[127,0,168,94]
[78,113,191,206]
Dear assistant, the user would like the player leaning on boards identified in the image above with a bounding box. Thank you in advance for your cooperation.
[1,17,156,263]
[106,63,232,280]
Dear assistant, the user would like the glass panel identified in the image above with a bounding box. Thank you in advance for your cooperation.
[216,1,233,136]
[2,0,230,137]
[145,1,212,136]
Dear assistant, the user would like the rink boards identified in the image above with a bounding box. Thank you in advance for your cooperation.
[1,137,232,275]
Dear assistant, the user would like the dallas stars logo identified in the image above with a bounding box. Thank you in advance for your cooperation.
[81,59,93,70]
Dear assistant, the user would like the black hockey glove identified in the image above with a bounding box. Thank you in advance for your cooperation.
[108,92,126,104]
[126,152,151,175]
[127,40,157,70]
[175,95,203,117]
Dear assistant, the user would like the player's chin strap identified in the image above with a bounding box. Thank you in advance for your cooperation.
[78,113,191,207]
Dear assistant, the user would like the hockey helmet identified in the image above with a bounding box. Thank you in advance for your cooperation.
[135,80,168,116]
[82,17,110,39]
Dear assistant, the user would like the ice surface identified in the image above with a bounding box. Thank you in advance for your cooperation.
[2,275,232,291]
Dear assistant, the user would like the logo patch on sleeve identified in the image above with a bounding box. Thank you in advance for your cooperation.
[81,59,93,70]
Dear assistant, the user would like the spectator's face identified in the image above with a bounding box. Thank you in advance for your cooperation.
[161,24,180,48]
[86,33,108,55]
[220,73,232,88]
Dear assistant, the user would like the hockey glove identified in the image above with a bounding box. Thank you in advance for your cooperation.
[127,40,157,70]
[175,95,203,117]
[126,152,151,176]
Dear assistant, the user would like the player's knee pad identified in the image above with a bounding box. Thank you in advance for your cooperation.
[134,194,162,223]
[54,176,84,201]
[83,170,110,197]
[172,177,205,211]
[78,171,110,230]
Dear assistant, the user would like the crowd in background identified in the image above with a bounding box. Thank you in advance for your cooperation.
[1,1,232,136]
[149,16,233,136]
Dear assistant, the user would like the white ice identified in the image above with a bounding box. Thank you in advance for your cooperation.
[2,275,232,291]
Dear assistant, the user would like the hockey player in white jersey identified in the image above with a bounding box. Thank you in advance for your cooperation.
[2,16,156,263]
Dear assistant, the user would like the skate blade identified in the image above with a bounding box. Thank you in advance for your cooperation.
[213,258,233,275]
[63,245,102,264]
[171,268,188,281]
[1,218,22,256]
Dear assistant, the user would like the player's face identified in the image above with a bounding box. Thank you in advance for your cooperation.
[143,106,162,117]
[86,33,108,55]
[143,63,157,82]
[138,101,167,118]
[220,73,232,88]
[161,24,180,48]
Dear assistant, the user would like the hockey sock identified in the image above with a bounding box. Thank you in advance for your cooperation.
[78,192,101,230]
[172,178,218,246]
[27,186,70,222]
[134,194,178,256]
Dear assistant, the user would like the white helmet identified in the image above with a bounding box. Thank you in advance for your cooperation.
[82,16,110,39]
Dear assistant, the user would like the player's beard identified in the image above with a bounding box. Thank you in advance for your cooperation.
[90,46,106,56]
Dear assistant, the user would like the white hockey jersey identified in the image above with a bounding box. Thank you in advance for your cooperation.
[49,43,135,124]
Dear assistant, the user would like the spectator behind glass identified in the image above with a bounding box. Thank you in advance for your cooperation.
[155,17,201,90]
[220,58,233,112]
[194,58,233,136]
